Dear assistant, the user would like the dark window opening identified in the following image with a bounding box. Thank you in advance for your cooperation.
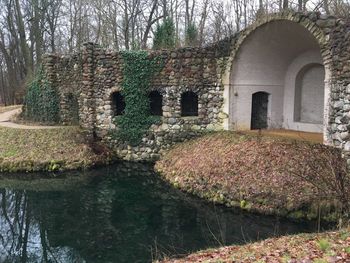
[112,92,126,116]
[181,91,198,117]
[149,91,163,116]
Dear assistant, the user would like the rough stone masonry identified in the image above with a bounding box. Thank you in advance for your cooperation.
[42,11,350,162]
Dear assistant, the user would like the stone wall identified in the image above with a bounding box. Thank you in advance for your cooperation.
[43,11,350,162]
[83,44,229,160]
[43,53,83,125]
[327,18,350,163]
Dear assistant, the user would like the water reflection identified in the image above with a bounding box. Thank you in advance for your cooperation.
[0,163,323,263]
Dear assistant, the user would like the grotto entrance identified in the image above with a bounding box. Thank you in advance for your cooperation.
[251,92,269,129]
[230,20,326,133]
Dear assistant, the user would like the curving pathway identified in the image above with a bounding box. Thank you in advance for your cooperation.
[0,108,62,129]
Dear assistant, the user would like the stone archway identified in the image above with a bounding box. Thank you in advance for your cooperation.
[221,13,332,141]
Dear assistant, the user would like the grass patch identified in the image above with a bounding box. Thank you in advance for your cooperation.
[0,126,110,172]
[1,149,18,158]
[317,239,331,252]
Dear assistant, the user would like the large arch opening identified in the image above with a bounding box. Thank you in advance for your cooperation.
[230,20,325,133]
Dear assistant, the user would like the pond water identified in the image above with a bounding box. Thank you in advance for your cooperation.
[0,163,328,263]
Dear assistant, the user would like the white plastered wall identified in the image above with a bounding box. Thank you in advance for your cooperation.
[227,21,324,132]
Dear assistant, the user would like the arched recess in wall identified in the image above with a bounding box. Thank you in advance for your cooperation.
[294,63,325,124]
[111,91,126,116]
[149,90,163,116]
[228,18,329,134]
[181,91,198,117]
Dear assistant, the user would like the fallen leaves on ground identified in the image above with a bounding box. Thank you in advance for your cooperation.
[159,228,350,263]
[155,132,349,219]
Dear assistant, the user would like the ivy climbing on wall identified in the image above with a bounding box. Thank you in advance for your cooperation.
[23,67,60,123]
[114,51,163,146]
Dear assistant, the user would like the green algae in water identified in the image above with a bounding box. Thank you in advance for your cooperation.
[0,163,331,263]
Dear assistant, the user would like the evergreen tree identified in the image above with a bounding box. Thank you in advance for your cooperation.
[185,23,198,46]
[153,18,176,50]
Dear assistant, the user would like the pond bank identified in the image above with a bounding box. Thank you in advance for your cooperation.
[155,131,350,222]
[0,104,348,261]
[158,228,350,262]
[0,126,111,172]
[0,162,325,262]
[0,105,112,173]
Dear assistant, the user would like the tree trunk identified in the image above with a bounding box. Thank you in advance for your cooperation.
[32,0,44,65]
[14,0,32,76]
[324,0,331,15]
[198,0,208,47]
[298,0,303,11]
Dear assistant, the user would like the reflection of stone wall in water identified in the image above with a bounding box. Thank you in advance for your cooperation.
[42,11,350,163]
[0,163,319,262]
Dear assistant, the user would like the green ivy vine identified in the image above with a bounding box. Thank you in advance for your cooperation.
[114,51,163,146]
[23,67,60,123]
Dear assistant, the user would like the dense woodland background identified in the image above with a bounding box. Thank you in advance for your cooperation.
[0,0,349,105]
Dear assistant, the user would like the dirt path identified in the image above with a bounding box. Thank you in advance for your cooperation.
[0,108,62,129]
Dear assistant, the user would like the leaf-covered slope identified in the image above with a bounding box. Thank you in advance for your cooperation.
[156,132,349,220]
[159,228,350,263]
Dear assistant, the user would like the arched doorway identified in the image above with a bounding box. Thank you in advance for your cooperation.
[251,92,269,129]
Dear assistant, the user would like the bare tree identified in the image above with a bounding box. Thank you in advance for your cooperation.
[0,0,348,105]
[198,0,209,46]
[323,0,331,14]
